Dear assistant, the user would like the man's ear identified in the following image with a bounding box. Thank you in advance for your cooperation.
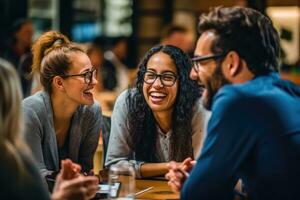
[53,76,65,91]
[226,51,241,77]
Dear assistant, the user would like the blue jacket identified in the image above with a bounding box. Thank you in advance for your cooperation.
[181,73,300,200]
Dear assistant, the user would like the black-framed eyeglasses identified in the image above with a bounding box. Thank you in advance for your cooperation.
[61,68,97,84]
[143,70,178,87]
[191,53,226,72]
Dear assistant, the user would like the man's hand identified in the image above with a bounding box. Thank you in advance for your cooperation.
[52,159,99,200]
[165,157,196,193]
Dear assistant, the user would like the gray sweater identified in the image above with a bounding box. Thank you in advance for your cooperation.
[105,90,210,178]
[22,91,102,178]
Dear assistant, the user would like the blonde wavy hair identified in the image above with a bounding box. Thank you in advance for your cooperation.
[0,58,29,178]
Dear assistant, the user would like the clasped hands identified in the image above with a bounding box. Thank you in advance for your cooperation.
[165,157,196,193]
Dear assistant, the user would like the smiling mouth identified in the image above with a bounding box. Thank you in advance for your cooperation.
[83,88,94,99]
[150,91,167,98]
[149,91,167,103]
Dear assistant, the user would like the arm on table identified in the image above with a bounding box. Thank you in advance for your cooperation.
[140,162,169,178]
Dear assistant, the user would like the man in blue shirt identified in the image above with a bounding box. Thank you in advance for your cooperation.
[166,6,300,200]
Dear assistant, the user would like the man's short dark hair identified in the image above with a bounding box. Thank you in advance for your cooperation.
[198,6,280,75]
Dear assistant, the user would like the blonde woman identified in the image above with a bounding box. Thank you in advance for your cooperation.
[0,58,98,199]
[22,31,102,180]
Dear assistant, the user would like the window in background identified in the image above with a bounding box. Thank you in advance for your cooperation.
[71,0,102,43]
[103,0,133,37]
[28,0,59,40]
[267,6,300,65]
[267,6,300,85]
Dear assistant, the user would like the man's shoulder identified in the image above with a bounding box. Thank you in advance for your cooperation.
[211,74,297,113]
[214,75,274,102]
[214,84,246,102]
[211,82,262,115]
[220,73,300,100]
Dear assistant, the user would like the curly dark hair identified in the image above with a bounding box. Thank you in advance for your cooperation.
[126,45,201,162]
[198,6,280,75]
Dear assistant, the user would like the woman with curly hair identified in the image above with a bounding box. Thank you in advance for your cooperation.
[105,45,208,178]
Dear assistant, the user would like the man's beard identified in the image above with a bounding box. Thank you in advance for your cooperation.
[202,63,230,110]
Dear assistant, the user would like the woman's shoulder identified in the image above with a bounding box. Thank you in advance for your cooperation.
[192,97,205,113]
[22,91,45,106]
[22,91,50,117]
[116,89,135,102]
[114,89,135,108]
[191,97,211,123]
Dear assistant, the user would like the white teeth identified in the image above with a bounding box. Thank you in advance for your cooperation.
[150,92,166,97]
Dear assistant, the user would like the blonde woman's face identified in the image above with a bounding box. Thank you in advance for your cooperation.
[61,52,98,106]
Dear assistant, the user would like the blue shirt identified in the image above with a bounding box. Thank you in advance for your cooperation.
[181,73,300,200]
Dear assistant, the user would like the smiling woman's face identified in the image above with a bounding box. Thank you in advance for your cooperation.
[143,52,178,114]
[61,52,97,106]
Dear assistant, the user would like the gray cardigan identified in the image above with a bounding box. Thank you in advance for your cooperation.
[105,90,210,178]
[22,91,102,178]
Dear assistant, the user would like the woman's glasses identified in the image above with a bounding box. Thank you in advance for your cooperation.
[143,70,178,87]
[61,68,97,84]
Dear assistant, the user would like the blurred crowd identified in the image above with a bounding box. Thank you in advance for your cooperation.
[0,18,196,100]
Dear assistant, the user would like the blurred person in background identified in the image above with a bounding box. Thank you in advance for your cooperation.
[0,58,99,200]
[105,45,209,178]
[1,18,33,68]
[1,18,34,97]
[166,6,300,200]
[102,36,129,92]
[160,24,195,54]
[86,43,104,92]
[22,31,102,185]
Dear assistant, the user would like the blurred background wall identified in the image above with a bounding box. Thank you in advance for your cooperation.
[0,0,299,84]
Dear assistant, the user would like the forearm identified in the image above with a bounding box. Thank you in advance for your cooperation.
[140,163,169,178]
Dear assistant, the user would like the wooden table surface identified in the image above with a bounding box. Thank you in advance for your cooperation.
[98,169,179,200]
[135,179,179,200]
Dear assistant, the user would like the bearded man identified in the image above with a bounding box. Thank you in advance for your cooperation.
[166,6,300,200]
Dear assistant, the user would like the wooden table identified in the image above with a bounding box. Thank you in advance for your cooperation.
[135,179,179,200]
[98,170,179,200]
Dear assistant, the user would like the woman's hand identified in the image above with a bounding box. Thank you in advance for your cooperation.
[52,159,99,200]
